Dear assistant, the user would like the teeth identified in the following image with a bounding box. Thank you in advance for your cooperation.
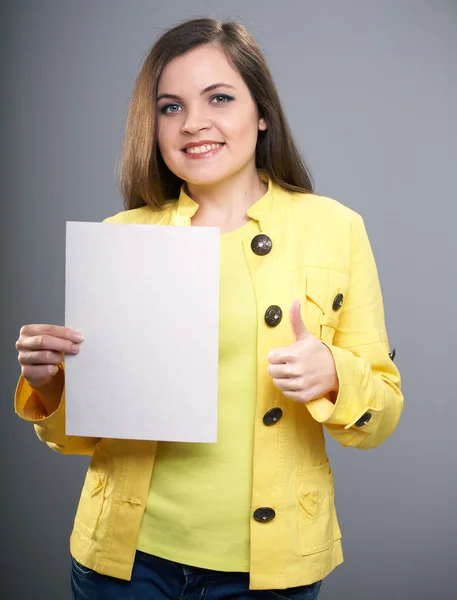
[185,143,223,154]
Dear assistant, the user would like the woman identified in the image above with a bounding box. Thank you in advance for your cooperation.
[14,17,403,600]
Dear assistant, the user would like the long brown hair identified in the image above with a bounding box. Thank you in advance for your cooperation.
[119,18,313,210]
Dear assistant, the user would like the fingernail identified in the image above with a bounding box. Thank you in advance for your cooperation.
[72,344,80,353]
[71,332,83,342]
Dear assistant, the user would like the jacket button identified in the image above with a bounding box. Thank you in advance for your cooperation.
[263,407,283,426]
[332,293,344,311]
[253,507,276,523]
[265,305,283,327]
[251,234,272,256]
[355,412,372,427]
[389,348,396,361]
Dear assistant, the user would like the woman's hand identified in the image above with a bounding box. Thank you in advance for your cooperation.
[267,300,339,403]
[16,324,83,388]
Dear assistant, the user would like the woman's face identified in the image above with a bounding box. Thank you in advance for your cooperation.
[156,44,266,187]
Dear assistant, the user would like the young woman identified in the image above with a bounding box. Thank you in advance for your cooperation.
[15,17,403,600]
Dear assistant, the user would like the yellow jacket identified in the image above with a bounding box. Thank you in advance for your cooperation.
[15,177,403,590]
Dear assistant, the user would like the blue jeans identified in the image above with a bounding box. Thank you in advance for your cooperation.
[71,550,322,600]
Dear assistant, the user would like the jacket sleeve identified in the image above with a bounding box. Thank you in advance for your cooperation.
[305,214,403,449]
[14,364,99,456]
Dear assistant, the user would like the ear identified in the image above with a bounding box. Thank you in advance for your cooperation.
[258,117,267,131]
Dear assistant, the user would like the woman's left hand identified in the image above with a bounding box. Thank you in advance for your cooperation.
[267,300,339,403]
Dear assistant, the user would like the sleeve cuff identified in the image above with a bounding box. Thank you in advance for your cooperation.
[15,370,65,425]
[305,343,382,429]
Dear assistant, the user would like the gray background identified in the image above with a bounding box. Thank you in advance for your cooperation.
[1,1,456,598]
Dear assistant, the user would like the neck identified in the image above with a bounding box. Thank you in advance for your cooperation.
[186,166,268,225]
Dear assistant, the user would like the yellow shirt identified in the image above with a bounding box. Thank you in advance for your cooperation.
[137,219,260,571]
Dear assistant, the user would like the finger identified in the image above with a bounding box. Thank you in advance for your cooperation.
[18,335,81,354]
[280,390,308,403]
[267,347,296,364]
[22,364,59,384]
[267,363,299,379]
[19,324,83,342]
[18,350,65,366]
[272,377,303,392]
[289,299,309,342]
[281,386,328,404]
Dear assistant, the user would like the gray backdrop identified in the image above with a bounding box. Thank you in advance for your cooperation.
[1,1,456,598]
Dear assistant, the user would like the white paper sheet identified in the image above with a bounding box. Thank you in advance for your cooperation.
[64,221,219,442]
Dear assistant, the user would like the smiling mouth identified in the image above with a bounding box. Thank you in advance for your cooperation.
[182,143,225,155]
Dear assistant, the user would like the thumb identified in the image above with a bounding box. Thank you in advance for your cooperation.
[289,299,309,342]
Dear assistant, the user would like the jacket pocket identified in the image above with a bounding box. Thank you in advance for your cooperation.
[295,461,340,555]
[305,267,349,345]
[74,445,111,539]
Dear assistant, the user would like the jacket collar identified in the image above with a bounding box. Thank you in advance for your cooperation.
[169,170,280,231]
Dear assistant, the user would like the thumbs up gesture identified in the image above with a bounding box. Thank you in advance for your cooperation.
[267,299,339,403]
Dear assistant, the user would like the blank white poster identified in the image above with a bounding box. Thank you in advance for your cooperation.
[65,221,219,442]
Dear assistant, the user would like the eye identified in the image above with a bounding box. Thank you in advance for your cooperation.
[210,94,234,104]
[159,103,182,115]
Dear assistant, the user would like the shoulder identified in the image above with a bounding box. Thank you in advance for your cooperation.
[288,190,361,223]
[281,189,366,236]
[102,203,174,225]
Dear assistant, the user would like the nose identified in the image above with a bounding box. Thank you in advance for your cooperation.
[181,106,211,135]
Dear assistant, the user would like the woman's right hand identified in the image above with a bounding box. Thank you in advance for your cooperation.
[16,324,83,388]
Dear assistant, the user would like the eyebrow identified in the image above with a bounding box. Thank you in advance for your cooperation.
[156,82,236,102]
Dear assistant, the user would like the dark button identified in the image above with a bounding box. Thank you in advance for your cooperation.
[332,293,344,311]
[265,305,283,327]
[389,348,396,361]
[253,507,276,523]
[263,407,283,426]
[355,412,372,427]
[251,234,272,256]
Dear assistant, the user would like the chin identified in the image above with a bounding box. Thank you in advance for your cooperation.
[180,161,254,188]
[184,174,226,187]
[176,165,237,187]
